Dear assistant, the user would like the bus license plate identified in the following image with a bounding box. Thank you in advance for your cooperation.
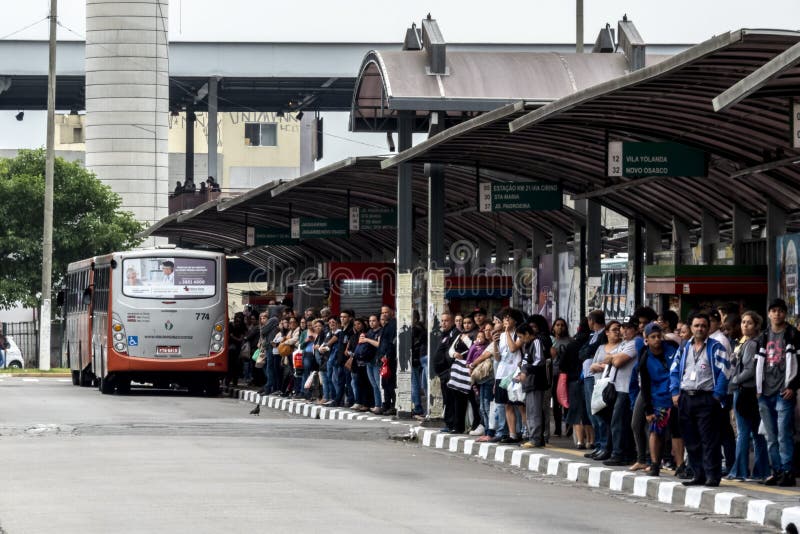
[156,346,180,355]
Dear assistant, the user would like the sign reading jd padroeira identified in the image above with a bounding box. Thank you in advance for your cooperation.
[607,141,707,178]
[479,182,562,213]
[247,226,296,246]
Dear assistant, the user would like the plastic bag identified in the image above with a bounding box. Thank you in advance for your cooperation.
[508,381,525,403]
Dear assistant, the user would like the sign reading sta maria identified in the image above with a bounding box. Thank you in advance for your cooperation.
[479,181,562,213]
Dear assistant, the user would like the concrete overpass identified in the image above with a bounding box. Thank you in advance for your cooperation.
[0,39,688,112]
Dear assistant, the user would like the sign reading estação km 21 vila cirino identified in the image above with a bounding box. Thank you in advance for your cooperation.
[246,226,296,246]
[607,141,707,178]
[479,182,562,212]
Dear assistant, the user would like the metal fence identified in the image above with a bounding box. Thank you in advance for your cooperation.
[1,320,64,368]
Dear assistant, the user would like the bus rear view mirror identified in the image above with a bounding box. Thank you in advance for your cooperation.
[82,287,92,306]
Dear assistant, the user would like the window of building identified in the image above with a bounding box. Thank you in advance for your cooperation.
[244,123,277,147]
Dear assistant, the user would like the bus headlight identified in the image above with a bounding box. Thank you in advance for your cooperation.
[211,343,221,352]
[115,342,125,351]
[114,333,124,341]
[213,333,222,341]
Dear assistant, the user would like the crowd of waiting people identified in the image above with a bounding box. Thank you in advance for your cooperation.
[431,299,799,488]
[226,304,405,415]
[226,298,800,488]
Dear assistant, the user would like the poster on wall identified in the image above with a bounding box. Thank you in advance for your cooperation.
[557,252,580,333]
[536,254,555,324]
[777,233,800,325]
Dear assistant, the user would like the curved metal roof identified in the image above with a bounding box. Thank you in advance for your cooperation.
[350,49,669,132]
[144,156,587,268]
[383,29,800,230]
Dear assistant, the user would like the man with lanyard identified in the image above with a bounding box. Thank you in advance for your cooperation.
[581,310,609,460]
[639,322,679,477]
[755,298,799,486]
[670,313,730,487]
[432,312,459,433]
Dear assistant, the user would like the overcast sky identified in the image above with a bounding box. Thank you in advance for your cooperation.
[1,0,799,163]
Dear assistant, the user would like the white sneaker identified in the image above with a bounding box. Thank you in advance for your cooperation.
[469,424,485,436]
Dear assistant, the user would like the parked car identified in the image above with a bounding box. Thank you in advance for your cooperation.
[1,336,24,368]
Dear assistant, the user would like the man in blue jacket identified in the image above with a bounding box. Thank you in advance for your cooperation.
[670,313,730,487]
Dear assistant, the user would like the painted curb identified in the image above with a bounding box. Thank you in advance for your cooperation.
[409,427,796,530]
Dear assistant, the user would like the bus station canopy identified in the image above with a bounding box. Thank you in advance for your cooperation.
[382,29,800,232]
[350,48,669,132]
[143,156,584,267]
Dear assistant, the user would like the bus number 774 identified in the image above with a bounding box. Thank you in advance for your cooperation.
[195,313,210,321]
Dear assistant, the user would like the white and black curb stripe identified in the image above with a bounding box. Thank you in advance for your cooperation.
[411,427,800,530]
[230,387,417,431]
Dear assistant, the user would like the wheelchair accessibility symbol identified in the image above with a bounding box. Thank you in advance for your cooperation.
[127,336,139,346]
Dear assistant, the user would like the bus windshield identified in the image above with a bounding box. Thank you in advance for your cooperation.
[121,257,217,299]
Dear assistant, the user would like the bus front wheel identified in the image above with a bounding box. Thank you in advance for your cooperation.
[99,375,115,395]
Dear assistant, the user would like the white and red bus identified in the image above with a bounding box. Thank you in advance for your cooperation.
[62,247,228,395]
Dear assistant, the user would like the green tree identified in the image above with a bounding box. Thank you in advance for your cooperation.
[0,149,144,309]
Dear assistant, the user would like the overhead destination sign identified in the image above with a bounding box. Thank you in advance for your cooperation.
[479,182,562,213]
[291,217,348,239]
[349,206,397,231]
[607,141,707,178]
[246,226,297,246]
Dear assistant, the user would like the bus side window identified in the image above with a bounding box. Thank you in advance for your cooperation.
[82,286,92,306]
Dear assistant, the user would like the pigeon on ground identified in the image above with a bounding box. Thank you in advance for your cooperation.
[249,405,260,415]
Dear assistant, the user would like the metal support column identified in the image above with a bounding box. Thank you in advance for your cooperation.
[701,210,719,265]
[426,162,446,418]
[496,236,510,275]
[477,238,492,271]
[185,108,195,185]
[395,111,414,416]
[645,221,663,265]
[766,200,786,303]
[551,228,567,323]
[672,218,690,266]
[732,204,752,265]
[628,219,644,314]
[512,234,529,310]
[207,77,219,183]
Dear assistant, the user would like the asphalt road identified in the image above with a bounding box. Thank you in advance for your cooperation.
[0,378,773,533]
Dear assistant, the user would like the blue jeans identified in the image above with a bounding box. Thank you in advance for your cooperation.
[321,356,334,401]
[584,376,609,450]
[331,359,346,405]
[301,350,315,398]
[731,390,770,479]
[610,392,632,459]
[366,362,382,407]
[350,368,360,405]
[411,365,424,414]
[263,353,278,394]
[758,393,795,473]
[479,381,493,433]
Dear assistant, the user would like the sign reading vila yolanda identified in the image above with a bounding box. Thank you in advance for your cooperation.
[479,182,562,213]
[246,226,296,246]
[349,206,397,231]
[291,217,348,239]
[607,141,707,178]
